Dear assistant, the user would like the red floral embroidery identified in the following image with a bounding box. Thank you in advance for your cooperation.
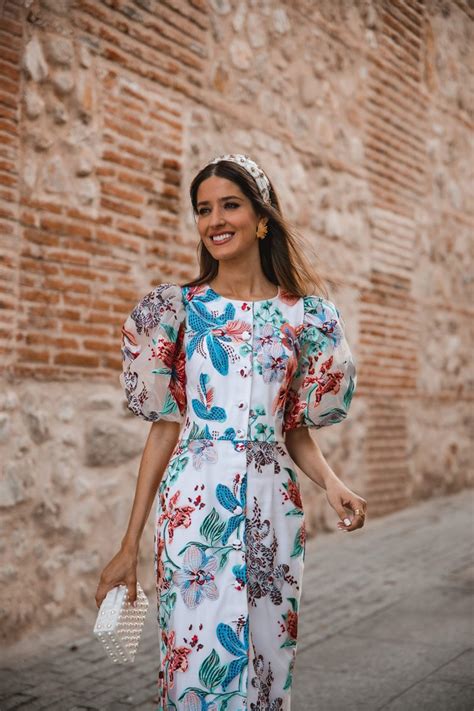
[287,480,302,510]
[161,629,191,688]
[154,321,186,416]
[286,610,298,640]
[158,490,195,543]
[156,537,166,593]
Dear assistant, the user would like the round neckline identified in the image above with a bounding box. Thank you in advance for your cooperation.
[204,282,281,304]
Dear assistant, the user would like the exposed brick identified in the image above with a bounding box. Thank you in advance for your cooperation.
[17,347,50,363]
[97,227,141,252]
[39,218,93,240]
[53,352,101,367]
[63,321,110,337]
[101,181,146,204]
[100,196,142,218]
[0,17,22,38]
[20,288,61,305]
[102,149,146,171]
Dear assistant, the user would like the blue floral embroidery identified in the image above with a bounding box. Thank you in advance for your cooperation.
[216,474,247,545]
[217,616,249,690]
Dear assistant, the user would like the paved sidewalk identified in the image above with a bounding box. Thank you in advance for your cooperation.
[1,489,473,710]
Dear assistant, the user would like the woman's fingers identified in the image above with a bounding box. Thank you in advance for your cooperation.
[127,579,138,607]
[95,548,139,608]
[337,497,368,532]
[95,581,112,609]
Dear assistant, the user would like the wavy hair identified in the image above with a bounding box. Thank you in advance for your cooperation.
[182,158,331,299]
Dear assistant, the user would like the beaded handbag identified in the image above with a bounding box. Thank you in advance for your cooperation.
[93,582,149,663]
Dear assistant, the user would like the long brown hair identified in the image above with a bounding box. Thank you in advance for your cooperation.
[182,159,330,299]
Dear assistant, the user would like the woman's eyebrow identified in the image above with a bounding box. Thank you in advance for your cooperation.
[196,195,243,207]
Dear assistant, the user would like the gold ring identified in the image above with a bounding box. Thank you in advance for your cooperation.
[353,508,366,518]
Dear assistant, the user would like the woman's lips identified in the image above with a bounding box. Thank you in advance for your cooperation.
[210,232,235,245]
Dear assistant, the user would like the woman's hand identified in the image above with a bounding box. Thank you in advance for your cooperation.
[95,545,138,609]
[325,479,367,532]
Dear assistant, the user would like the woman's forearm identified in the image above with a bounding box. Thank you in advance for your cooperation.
[284,427,342,490]
[120,420,181,553]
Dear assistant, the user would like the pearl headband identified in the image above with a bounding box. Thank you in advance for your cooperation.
[204,153,271,205]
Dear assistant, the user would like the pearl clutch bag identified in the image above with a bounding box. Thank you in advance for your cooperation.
[93,582,149,663]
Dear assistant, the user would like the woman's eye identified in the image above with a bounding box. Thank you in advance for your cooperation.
[197,202,239,215]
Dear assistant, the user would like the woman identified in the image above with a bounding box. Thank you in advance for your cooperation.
[95,153,367,710]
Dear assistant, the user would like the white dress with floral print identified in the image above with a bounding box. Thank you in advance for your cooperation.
[119,282,357,710]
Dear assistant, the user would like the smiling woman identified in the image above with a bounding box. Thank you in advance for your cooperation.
[97,154,365,711]
[187,155,330,303]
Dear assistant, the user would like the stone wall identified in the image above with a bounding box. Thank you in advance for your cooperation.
[0,0,472,646]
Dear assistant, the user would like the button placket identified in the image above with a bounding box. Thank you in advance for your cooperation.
[235,315,253,441]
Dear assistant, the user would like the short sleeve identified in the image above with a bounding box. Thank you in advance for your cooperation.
[119,283,186,422]
[283,296,357,431]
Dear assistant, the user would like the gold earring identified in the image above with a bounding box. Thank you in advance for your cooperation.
[256,217,268,240]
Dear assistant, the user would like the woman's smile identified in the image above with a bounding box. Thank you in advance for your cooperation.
[209,231,236,245]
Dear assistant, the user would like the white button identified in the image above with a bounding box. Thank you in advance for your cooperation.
[236,429,245,438]
[238,401,247,410]
[241,331,251,341]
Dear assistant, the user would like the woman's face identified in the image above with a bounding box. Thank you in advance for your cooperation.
[195,176,261,262]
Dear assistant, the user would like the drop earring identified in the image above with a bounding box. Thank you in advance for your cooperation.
[256,217,268,239]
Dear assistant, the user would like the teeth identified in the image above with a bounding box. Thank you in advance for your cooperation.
[212,232,234,243]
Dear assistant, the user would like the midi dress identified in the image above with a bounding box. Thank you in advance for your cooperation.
[119,281,357,711]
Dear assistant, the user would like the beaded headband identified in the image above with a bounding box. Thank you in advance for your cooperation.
[204,153,271,205]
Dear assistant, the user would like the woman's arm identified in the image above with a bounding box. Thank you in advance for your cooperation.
[285,426,367,532]
[95,419,180,607]
[285,426,340,490]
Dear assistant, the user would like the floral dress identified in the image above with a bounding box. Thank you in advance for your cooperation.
[119,282,357,711]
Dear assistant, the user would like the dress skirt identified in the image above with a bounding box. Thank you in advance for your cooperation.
[154,437,305,710]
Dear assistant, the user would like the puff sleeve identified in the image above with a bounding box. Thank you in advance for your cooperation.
[283,296,357,431]
[119,283,186,422]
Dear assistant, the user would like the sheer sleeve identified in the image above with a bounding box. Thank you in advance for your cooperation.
[119,283,186,422]
[283,296,357,431]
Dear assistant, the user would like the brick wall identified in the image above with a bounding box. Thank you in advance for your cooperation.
[0,0,472,644]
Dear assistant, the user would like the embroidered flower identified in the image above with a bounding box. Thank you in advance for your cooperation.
[173,545,219,609]
[255,324,289,384]
[182,690,218,711]
[188,438,219,469]
[156,536,166,593]
[158,490,195,543]
[161,629,191,688]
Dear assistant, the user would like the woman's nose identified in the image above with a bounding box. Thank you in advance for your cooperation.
[208,204,226,222]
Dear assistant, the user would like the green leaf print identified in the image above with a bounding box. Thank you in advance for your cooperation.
[218,547,231,571]
[283,666,293,690]
[167,453,189,487]
[160,390,179,416]
[200,507,226,545]
[199,648,227,691]
[161,322,179,341]
[287,597,298,611]
[343,375,355,409]
[290,525,305,558]
[284,467,297,483]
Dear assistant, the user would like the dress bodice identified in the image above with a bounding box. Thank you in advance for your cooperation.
[119,282,357,443]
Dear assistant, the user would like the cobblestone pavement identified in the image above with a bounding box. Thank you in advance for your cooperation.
[1,489,473,710]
